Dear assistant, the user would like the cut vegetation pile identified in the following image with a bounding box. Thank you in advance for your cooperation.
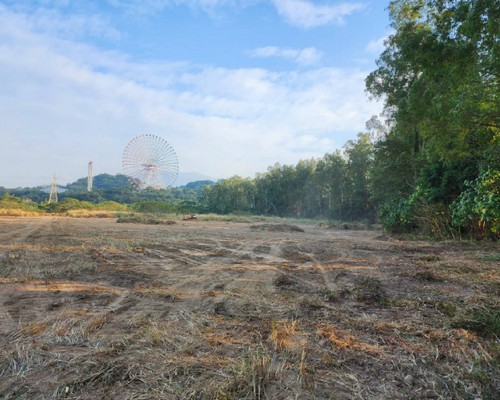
[116,214,176,225]
[0,217,498,399]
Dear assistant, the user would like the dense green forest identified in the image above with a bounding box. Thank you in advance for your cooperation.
[1,0,498,238]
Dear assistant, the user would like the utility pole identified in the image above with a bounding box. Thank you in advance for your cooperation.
[48,175,58,203]
[87,161,93,192]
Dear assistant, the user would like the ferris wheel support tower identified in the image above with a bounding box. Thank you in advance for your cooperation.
[87,161,93,192]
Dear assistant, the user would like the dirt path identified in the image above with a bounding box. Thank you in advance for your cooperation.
[0,217,498,399]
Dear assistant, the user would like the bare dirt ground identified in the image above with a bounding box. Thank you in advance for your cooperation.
[0,217,498,399]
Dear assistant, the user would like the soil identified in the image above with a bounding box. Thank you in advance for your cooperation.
[0,217,498,399]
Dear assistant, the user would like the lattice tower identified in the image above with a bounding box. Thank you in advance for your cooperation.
[48,175,58,203]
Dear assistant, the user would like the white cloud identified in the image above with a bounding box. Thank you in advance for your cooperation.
[106,0,239,14]
[271,0,365,28]
[248,46,322,66]
[0,4,381,187]
[0,2,120,40]
[366,34,390,54]
[31,9,120,40]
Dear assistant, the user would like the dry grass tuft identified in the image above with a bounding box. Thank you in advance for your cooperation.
[268,320,308,352]
[316,324,381,354]
[65,209,124,218]
[0,208,42,217]
[212,347,285,400]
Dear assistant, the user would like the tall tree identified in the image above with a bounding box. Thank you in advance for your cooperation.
[345,133,375,220]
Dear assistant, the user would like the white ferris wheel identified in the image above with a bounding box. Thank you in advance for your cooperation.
[122,134,179,190]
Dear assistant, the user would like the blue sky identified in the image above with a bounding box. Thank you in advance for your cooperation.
[0,0,390,187]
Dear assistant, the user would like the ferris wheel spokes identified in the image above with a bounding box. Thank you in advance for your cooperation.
[122,134,179,190]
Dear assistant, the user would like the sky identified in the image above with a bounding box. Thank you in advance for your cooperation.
[0,0,390,188]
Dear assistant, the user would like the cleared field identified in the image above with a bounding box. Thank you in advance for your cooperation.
[0,217,498,399]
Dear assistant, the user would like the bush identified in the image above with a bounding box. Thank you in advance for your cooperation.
[451,306,500,338]
[133,201,177,214]
[377,187,429,233]
[44,198,93,213]
[379,185,455,238]
[94,201,129,211]
[0,194,41,213]
[451,169,500,238]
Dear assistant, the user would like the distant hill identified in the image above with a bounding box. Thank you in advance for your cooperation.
[1,174,215,204]
[64,174,213,191]
[65,174,132,191]
[176,172,214,187]
[184,180,214,190]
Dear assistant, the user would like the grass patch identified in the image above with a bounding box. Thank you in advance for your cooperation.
[213,347,284,399]
[414,268,443,282]
[354,276,387,305]
[478,253,500,262]
[451,306,500,338]
[65,209,126,218]
[0,208,42,217]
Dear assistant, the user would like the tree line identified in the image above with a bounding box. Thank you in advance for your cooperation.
[202,133,374,222]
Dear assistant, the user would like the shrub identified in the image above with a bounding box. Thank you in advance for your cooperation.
[0,194,41,213]
[94,201,129,211]
[44,198,93,213]
[451,306,500,338]
[379,185,454,238]
[377,186,428,233]
[451,169,500,238]
[133,201,177,214]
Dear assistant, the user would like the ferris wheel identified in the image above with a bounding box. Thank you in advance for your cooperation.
[122,134,179,190]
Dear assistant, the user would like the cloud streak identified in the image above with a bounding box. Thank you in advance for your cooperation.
[247,46,322,66]
[366,33,390,54]
[271,0,365,28]
[106,0,240,15]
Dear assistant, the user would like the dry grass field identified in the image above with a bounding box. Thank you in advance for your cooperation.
[0,217,498,399]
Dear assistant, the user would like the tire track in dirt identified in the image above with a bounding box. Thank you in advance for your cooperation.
[0,218,58,338]
[0,217,53,246]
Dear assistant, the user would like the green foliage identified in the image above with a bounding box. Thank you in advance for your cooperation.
[65,174,132,191]
[0,193,40,212]
[0,193,22,208]
[204,176,256,215]
[133,201,177,214]
[44,198,93,213]
[93,201,129,211]
[451,169,500,237]
[378,197,417,233]
[345,133,375,220]
[249,135,375,221]
[377,185,431,233]
[313,150,348,220]
[176,200,201,214]
[366,0,499,238]
[452,306,500,338]
[378,184,454,237]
